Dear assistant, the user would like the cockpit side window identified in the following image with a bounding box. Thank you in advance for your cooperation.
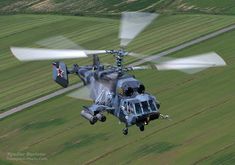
[123,101,127,108]
[129,103,135,114]
[127,102,130,113]
[149,100,157,111]
[141,101,150,113]
[135,103,142,115]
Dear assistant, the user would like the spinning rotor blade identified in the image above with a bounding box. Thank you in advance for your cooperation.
[155,52,226,74]
[128,52,226,74]
[128,52,146,58]
[68,78,114,102]
[119,12,158,47]
[127,65,151,71]
[36,35,83,49]
[36,36,108,55]
[68,86,92,101]
[10,47,106,61]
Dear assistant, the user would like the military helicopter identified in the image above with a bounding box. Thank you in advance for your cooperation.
[10,12,226,135]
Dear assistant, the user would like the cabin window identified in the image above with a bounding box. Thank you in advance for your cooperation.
[123,101,127,109]
[135,103,142,115]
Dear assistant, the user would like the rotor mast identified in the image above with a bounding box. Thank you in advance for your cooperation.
[106,48,128,76]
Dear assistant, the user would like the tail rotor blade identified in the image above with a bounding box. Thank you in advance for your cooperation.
[119,12,158,47]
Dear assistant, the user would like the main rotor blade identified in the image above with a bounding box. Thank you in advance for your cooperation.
[128,52,226,74]
[119,12,158,47]
[10,47,106,61]
[155,52,226,74]
[126,65,151,71]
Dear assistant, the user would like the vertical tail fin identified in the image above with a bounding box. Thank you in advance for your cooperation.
[52,62,69,88]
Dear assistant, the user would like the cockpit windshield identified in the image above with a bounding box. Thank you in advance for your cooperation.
[149,100,157,111]
[141,101,150,113]
[126,99,157,115]
[123,101,135,114]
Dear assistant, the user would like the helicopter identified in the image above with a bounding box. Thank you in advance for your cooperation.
[10,12,226,135]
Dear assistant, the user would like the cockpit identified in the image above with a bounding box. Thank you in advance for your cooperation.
[122,96,159,116]
[117,76,160,116]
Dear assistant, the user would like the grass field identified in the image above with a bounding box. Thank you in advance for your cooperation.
[1,14,235,111]
[1,0,235,15]
[0,14,235,165]
[178,0,235,15]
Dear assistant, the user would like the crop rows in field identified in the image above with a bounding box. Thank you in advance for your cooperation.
[0,28,234,165]
[1,14,235,111]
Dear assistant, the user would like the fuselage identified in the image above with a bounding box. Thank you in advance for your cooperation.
[77,65,160,127]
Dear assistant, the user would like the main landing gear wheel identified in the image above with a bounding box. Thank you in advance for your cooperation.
[123,128,128,135]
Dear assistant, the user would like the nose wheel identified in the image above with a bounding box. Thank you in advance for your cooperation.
[139,125,145,132]
[122,128,128,135]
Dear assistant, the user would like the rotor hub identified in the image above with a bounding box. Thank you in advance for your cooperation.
[106,49,129,75]
[106,49,129,57]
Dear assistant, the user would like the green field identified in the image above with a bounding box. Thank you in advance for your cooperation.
[1,14,235,111]
[1,1,235,164]
[1,0,235,15]
[0,23,234,164]
[178,0,235,15]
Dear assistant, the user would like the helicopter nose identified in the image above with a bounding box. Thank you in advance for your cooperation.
[125,115,137,126]
[136,115,150,125]
[136,112,160,124]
